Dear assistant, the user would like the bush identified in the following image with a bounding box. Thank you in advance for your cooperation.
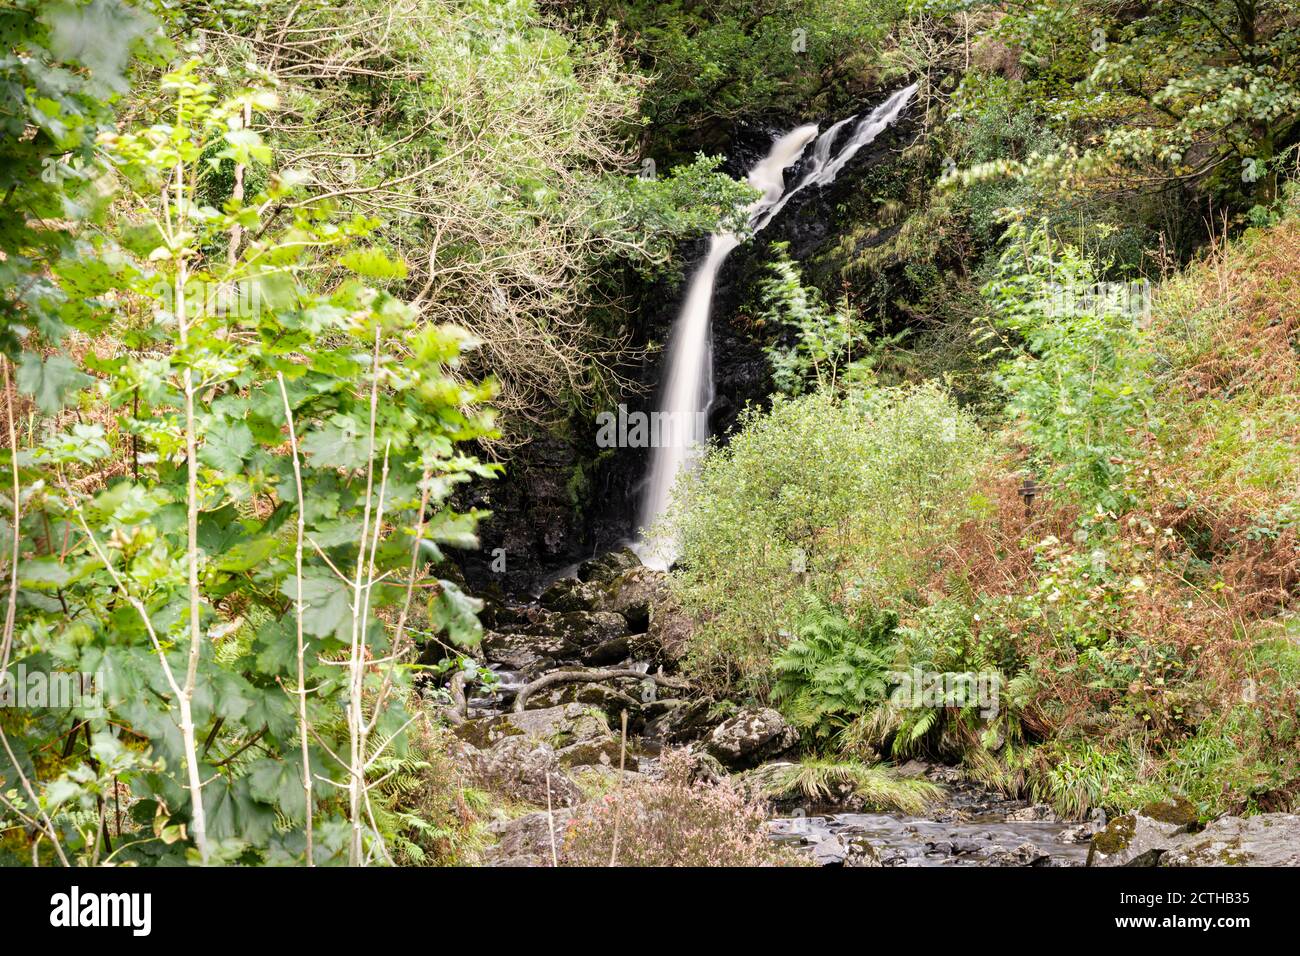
[667,382,987,695]
[980,222,1154,512]
[561,751,802,867]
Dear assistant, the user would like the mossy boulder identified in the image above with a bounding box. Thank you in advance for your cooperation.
[1138,796,1198,828]
[1087,800,1196,867]
[525,680,641,719]
[457,703,610,751]
[556,736,632,769]
[549,610,629,649]
[1160,813,1300,867]
[598,566,670,632]
[577,547,641,585]
[706,707,799,769]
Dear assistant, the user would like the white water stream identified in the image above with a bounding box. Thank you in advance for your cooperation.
[635,86,918,569]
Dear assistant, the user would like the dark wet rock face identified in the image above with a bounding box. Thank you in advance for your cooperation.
[538,577,602,613]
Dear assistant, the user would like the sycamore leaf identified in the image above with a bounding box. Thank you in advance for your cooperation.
[248,756,306,821]
[214,536,279,572]
[280,569,351,639]
[300,417,370,471]
[200,420,254,472]
[16,353,92,414]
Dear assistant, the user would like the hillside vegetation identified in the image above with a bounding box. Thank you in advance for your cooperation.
[0,0,1296,867]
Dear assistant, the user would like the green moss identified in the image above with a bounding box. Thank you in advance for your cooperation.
[1140,796,1197,828]
[1090,814,1136,856]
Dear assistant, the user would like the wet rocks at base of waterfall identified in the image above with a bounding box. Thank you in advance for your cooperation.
[537,576,602,613]
[640,697,716,745]
[577,548,642,585]
[550,610,630,650]
[459,703,636,810]
[579,633,635,667]
[481,630,567,675]
[597,565,667,630]
[706,707,799,769]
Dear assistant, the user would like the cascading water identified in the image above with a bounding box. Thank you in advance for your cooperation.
[635,85,918,570]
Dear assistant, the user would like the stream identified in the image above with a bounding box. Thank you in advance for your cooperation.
[767,768,1094,867]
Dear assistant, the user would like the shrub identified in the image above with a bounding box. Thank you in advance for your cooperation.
[668,382,987,695]
[980,222,1154,511]
[562,750,802,867]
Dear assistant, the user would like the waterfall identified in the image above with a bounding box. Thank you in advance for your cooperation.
[635,85,918,570]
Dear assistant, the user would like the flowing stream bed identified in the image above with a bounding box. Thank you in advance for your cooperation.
[768,769,1093,867]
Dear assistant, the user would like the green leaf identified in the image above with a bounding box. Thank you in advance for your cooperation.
[428,580,483,648]
[16,353,92,414]
[213,536,279,572]
[281,569,352,639]
[200,420,255,472]
[248,756,306,821]
[300,417,370,470]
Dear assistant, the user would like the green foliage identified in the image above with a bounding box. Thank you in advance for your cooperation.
[0,61,495,865]
[979,222,1154,511]
[0,0,167,350]
[771,598,898,739]
[591,154,759,279]
[188,0,758,434]
[669,382,987,695]
[577,0,904,150]
[983,0,1300,210]
[757,243,888,395]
